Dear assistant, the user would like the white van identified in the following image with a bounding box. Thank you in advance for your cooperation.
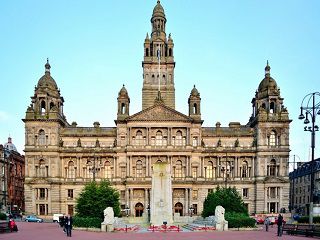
[52,213,63,223]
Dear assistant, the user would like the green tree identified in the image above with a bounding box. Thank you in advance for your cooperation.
[202,186,248,218]
[75,180,120,221]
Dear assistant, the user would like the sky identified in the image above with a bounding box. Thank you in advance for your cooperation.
[0,0,319,168]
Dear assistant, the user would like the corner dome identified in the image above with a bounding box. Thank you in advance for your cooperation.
[190,85,200,97]
[4,137,17,152]
[152,0,165,18]
[118,84,129,97]
[258,62,278,93]
[37,59,58,90]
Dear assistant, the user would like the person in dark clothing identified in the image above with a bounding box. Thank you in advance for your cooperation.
[65,214,73,237]
[277,214,283,236]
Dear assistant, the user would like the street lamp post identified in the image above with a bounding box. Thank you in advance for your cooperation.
[298,92,320,224]
[125,205,130,217]
[189,205,194,217]
[147,204,150,223]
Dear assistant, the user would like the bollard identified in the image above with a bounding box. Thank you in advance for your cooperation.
[152,225,155,232]
[125,225,127,233]
[178,225,180,232]
[205,224,207,232]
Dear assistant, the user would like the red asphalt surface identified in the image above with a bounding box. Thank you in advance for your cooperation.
[0,222,312,240]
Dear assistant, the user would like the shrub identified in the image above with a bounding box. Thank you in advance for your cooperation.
[73,216,101,228]
[225,212,256,228]
[0,213,6,220]
[297,216,320,224]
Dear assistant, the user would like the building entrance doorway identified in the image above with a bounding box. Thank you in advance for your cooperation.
[174,202,183,216]
[135,203,144,217]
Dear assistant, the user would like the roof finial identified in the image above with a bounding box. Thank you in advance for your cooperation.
[45,58,51,74]
[157,0,160,3]
[265,60,270,76]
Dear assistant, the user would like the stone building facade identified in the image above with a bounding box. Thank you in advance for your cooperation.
[23,1,291,218]
[289,158,320,215]
[0,137,25,214]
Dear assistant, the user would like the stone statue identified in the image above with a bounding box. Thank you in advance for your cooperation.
[103,207,114,225]
[59,138,64,147]
[77,138,81,147]
[214,206,228,231]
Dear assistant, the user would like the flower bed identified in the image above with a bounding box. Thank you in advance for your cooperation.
[192,226,216,231]
[114,225,140,232]
[148,225,182,232]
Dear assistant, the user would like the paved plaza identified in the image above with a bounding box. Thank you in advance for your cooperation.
[0,222,313,240]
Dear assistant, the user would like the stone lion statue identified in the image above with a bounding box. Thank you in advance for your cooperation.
[214,206,228,231]
[215,205,226,223]
[103,207,114,225]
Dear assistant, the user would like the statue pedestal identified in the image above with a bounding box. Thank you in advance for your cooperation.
[101,223,114,232]
[216,221,228,231]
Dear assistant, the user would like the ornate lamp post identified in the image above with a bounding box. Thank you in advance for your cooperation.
[298,92,320,224]
[147,204,150,223]
[125,205,130,217]
[189,205,194,217]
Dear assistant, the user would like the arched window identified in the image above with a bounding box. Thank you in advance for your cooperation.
[193,103,197,114]
[270,102,275,113]
[176,131,182,146]
[67,161,75,178]
[261,103,266,109]
[41,100,46,115]
[104,161,112,179]
[156,131,163,146]
[39,159,46,177]
[38,130,46,146]
[135,130,144,146]
[269,159,277,176]
[86,161,93,179]
[136,160,143,178]
[242,161,248,178]
[175,160,183,178]
[169,48,172,57]
[269,131,276,146]
[206,161,213,179]
[146,48,149,57]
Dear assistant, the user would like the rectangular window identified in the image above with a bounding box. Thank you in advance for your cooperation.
[68,205,74,215]
[269,187,276,198]
[67,189,73,199]
[120,190,125,200]
[192,190,198,200]
[192,137,198,147]
[192,167,197,178]
[243,188,249,198]
[121,167,126,178]
[39,188,46,199]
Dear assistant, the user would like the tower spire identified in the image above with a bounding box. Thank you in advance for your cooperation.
[45,58,51,75]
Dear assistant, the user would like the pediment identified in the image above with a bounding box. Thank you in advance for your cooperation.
[127,103,193,122]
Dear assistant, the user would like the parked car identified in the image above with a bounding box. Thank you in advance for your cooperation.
[25,215,43,222]
[52,213,63,223]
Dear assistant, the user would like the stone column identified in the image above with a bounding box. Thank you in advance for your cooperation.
[264,187,268,213]
[130,188,133,216]
[185,188,188,215]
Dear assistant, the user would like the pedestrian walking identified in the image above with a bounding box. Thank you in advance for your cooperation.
[264,217,270,232]
[277,214,283,237]
[65,214,73,237]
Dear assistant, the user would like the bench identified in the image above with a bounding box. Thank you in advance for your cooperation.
[295,224,314,237]
[0,221,10,233]
[282,224,296,235]
[311,225,320,238]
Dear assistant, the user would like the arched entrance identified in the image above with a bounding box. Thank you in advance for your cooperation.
[174,202,183,216]
[135,202,144,217]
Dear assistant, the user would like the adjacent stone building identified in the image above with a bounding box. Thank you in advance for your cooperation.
[23,1,291,218]
[289,158,320,215]
[0,137,25,214]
